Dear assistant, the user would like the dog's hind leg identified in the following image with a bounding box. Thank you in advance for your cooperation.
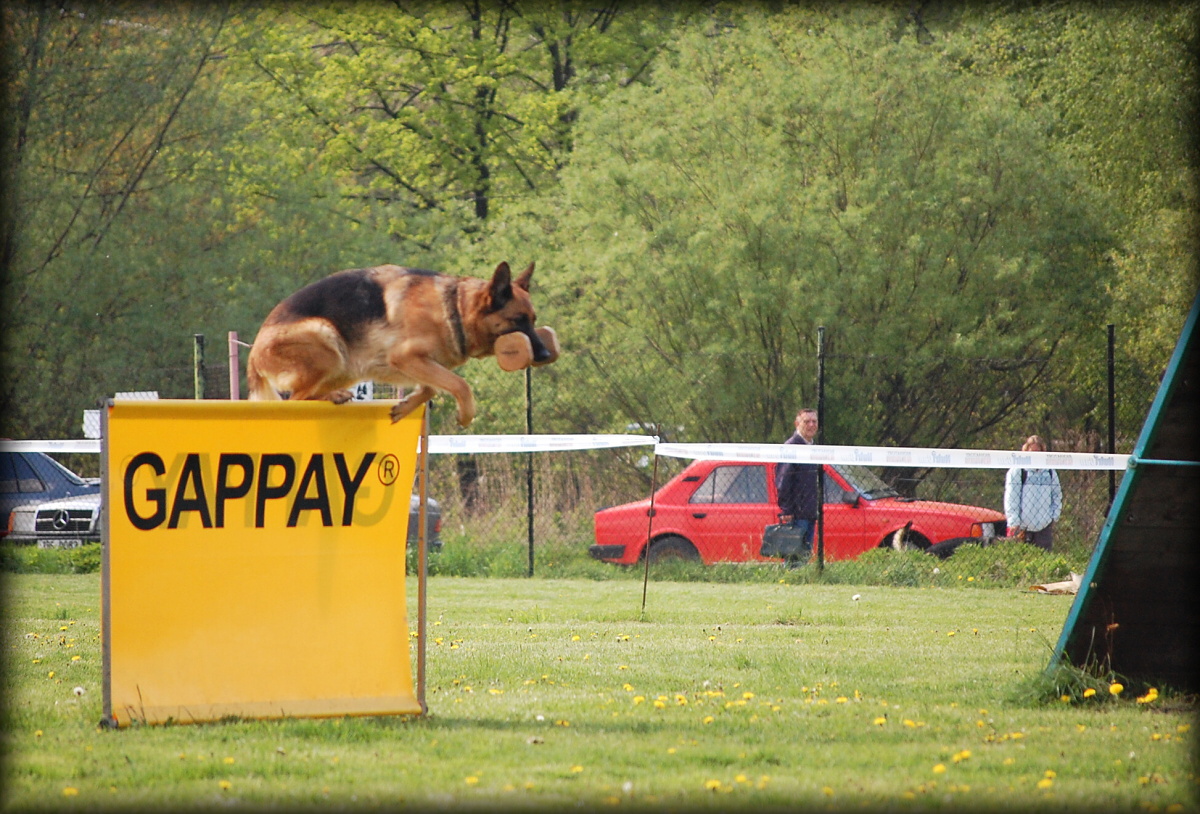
[246,359,282,401]
[253,321,355,404]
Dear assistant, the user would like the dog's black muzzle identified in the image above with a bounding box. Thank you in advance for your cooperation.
[527,328,553,363]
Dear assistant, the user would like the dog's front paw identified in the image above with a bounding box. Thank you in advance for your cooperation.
[390,400,417,424]
[327,389,354,405]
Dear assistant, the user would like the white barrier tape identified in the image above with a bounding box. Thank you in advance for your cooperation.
[654,442,1130,471]
[2,439,101,454]
[4,436,1130,470]
[424,434,657,454]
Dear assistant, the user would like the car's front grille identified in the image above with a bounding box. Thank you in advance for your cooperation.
[34,508,96,534]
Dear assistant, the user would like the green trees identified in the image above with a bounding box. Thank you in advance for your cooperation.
[222,2,685,258]
[960,2,1199,440]
[2,3,1193,452]
[510,15,1113,448]
[2,3,235,437]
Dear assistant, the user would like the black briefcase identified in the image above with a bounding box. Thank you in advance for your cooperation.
[760,523,812,560]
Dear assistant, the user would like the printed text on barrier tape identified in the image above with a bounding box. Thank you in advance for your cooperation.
[654,443,1130,470]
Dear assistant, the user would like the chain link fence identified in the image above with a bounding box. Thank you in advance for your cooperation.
[8,330,1152,581]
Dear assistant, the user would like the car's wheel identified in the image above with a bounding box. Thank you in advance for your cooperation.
[647,535,700,564]
[885,526,931,551]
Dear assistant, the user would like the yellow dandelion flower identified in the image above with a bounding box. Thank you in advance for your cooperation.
[835,696,848,704]
[1076,724,1087,732]
[703,716,715,724]
[571,635,580,641]
[633,695,645,704]
[223,757,235,765]
[873,717,887,726]
[653,699,666,709]
[1044,770,1057,779]
[62,787,79,797]
[704,779,722,791]
[822,786,834,796]
[1137,688,1158,704]
[735,774,748,783]
[932,764,947,774]
[742,692,754,700]
[1082,688,1097,698]
[465,776,479,785]
[570,765,583,774]
[1109,682,1124,696]
[1060,694,1072,703]
[623,683,634,692]
[219,780,232,791]
[1037,778,1053,789]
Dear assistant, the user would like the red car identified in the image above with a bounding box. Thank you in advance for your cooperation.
[590,459,1007,565]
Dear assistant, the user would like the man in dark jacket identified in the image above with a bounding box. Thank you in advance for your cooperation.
[775,408,820,551]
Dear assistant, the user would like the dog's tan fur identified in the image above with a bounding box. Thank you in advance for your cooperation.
[246,262,549,427]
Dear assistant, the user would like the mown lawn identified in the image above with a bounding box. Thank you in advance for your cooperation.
[2,572,1195,812]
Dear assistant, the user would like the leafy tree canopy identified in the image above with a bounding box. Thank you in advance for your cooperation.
[493,11,1115,450]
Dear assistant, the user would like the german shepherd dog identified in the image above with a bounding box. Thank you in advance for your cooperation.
[246,261,551,427]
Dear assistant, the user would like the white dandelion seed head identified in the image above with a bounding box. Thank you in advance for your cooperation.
[73,686,85,696]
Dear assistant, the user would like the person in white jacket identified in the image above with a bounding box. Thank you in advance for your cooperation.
[1004,435,1063,551]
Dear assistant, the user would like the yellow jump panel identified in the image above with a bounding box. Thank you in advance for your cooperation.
[101,400,424,726]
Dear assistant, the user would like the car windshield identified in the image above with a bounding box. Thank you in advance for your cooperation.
[831,464,899,499]
[42,455,87,486]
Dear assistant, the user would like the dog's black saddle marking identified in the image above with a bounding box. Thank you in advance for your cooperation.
[279,268,387,345]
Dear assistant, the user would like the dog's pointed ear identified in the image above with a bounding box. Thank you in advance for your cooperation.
[489,261,514,308]
[514,262,535,292]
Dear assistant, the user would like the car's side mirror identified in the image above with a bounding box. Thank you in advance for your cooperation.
[843,492,860,508]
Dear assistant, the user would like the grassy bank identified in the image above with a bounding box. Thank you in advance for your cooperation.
[2,538,1086,592]
[2,572,1194,812]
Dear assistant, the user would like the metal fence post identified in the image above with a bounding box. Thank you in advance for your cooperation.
[526,366,535,577]
[816,325,826,573]
[228,331,240,400]
[193,334,206,400]
[1107,323,1116,507]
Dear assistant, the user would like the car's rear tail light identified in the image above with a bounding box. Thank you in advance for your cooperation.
[969,523,984,537]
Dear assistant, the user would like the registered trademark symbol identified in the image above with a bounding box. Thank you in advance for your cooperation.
[377,454,399,486]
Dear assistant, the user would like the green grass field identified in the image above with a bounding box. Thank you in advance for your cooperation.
[2,572,1195,812]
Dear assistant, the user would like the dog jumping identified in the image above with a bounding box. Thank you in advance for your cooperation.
[246,261,552,427]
